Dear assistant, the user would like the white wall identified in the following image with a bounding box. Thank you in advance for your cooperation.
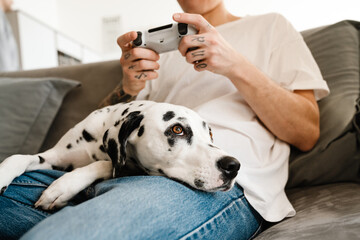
[13,0,58,29]
[225,0,360,31]
[56,0,182,59]
[12,0,360,60]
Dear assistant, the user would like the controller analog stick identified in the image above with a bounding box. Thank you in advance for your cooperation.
[178,23,188,35]
[133,31,143,46]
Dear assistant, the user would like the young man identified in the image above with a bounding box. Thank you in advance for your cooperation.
[0,1,329,239]
[103,0,329,227]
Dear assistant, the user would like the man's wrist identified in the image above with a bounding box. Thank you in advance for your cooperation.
[119,87,137,102]
[99,84,137,108]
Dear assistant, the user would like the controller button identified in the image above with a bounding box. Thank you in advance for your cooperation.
[133,31,143,46]
[178,23,188,35]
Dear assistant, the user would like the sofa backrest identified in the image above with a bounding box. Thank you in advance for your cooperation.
[288,20,360,188]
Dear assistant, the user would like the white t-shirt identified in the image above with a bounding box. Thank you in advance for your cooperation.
[137,13,330,222]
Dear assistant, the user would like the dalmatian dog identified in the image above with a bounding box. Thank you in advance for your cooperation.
[0,100,240,210]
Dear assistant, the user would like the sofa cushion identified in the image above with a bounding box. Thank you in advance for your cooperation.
[0,61,122,151]
[287,20,360,188]
[0,77,79,162]
[255,183,360,239]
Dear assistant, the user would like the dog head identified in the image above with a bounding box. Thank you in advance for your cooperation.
[104,101,240,192]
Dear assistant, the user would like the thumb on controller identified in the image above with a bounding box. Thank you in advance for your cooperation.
[117,31,138,51]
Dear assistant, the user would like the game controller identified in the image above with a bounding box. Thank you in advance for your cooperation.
[132,23,198,54]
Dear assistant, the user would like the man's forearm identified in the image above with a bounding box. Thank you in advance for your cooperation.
[99,84,137,108]
[228,57,320,152]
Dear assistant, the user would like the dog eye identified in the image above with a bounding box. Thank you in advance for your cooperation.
[172,125,184,135]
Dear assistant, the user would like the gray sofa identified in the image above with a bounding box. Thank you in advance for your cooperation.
[0,20,359,239]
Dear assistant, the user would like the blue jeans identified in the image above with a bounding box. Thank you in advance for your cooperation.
[0,170,263,240]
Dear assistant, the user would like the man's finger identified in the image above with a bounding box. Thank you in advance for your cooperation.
[117,31,138,50]
[173,13,213,33]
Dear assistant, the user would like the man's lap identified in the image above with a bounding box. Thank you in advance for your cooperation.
[0,170,262,240]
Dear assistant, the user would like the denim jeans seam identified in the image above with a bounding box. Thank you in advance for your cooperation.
[179,196,247,240]
[11,181,48,188]
[2,195,51,217]
[249,218,264,240]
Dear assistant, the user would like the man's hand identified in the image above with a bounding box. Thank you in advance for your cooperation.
[173,13,242,78]
[117,31,160,96]
[173,13,320,152]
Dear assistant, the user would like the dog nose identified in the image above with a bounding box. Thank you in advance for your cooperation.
[217,156,240,179]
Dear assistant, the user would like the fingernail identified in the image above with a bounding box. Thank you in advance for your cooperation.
[173,13,181,20]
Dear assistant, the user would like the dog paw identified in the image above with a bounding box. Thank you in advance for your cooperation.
[35,180,74,210]
[0,171,15,194]
[0,154,36,193]
[0,174,13,195]
[35,172,85,210]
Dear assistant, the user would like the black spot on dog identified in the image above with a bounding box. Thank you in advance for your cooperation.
[138,125,145,137]
[168,148,172,152]
[52,165,64,171]
[122,108,129,116]
[177,117,186,121]
[163,111,175,121]
[185,126,193,145]
[76,140,79,144]
[127,111,141,118]
[202,121,206,129]
[158,169,164,175]
[93,178,105,185]
[99,145,106,153]
[139,104,144,107]
[92,154,100,161]
[65,164,74,172]
[103,129,109,143]
[80,137,83,141]
[194,179,205,188]
[167,138,175,147]
[106,108,110,113]
[208,144,219,149]
[38,156,45,164]
[82,130,96,142]
[49,164,72,172]
[1,186,7,195]
[66,144,72,149]
[114,120,120,127]
[107,138,119,167]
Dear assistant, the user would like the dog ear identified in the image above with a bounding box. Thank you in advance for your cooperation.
[118,111,144,163]
[103,128,121,177]
[103,111,144,177]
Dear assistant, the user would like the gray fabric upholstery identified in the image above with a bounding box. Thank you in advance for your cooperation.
[287,20,360,188]
[256,183,360,239]
[0,78,79,162]
[0,60,122,151]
